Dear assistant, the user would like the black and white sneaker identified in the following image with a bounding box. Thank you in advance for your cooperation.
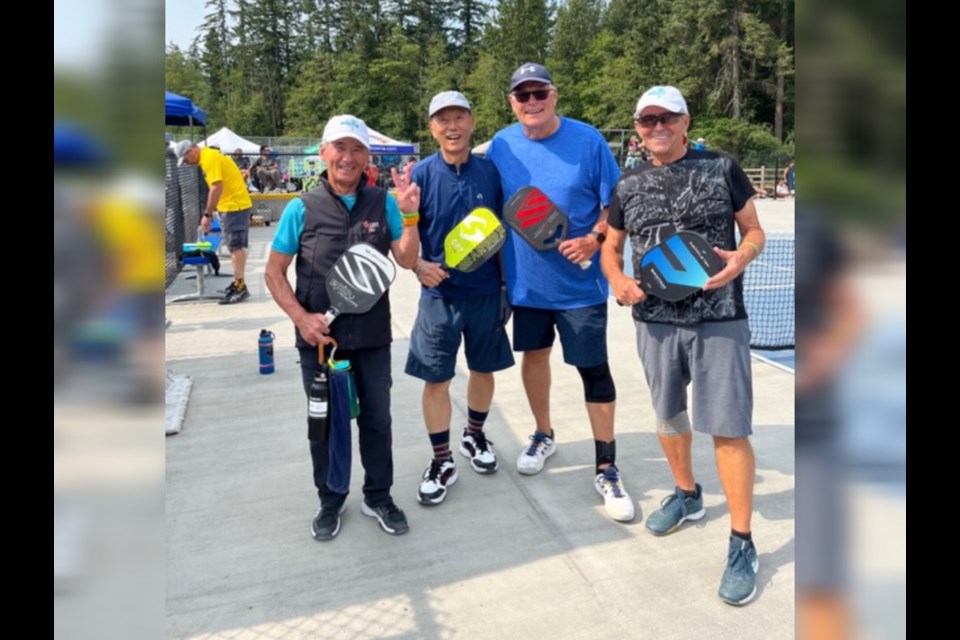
[219,283,250,305]
[361,500,410,535]
[311,504,346,541]
[460,430,499,474]
[417,459,458,505]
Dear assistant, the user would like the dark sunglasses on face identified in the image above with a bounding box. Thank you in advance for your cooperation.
[512,89,552,103]
[634,112,685,128]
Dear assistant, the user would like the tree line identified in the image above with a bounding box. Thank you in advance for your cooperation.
[166,0,793,161]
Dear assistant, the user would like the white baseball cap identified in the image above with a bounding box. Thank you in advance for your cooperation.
[429,91,471,117]
[634,86,689,118]
[321,115,370,150]
[171,140,194,167]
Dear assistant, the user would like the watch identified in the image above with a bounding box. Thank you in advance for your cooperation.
[589,230,606,244]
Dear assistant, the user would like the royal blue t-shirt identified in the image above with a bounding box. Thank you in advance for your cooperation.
[412,151,503,299]
[487,117,620,309]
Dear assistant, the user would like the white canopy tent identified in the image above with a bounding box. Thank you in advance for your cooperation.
[200,127,261,154]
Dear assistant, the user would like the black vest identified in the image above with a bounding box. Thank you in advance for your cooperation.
[295,176,392,351]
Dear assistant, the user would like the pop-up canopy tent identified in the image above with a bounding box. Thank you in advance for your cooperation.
[54,122,110,165]
[200,127,260,154]
[165,91,207,127]
[303,126,416,155]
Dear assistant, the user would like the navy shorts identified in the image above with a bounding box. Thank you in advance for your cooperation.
[512,303,608,368]
[405,292,515,383]
[220,208,251,251]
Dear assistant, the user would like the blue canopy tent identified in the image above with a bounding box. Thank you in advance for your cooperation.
[54,121,109,165]
[165,91,207,128]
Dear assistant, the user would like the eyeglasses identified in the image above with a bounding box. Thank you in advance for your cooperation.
[512,89,552,103]
[634,112,685,129]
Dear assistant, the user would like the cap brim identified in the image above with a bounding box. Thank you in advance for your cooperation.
[429,105,471,118]
[324,134,370,150]
[510,77,553,91]
[177,156,186,167]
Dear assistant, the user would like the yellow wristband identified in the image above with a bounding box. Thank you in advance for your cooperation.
[741,241,761,258]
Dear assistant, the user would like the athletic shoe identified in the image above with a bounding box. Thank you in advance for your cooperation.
[220,283,250,305]
[361,500,410,535]
[516,431,556,475]
[460,430,499,474]
[311,504,346,541]
[645,483,705,535]
[594,466,635,522]
[718,537,760,605]
[417,459,458,505]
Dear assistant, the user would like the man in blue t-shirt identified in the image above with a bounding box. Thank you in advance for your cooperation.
[405,91,514,507]
[487,63,634,523]
[601,86,766,606]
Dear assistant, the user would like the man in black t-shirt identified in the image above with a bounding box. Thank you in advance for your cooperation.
[600,85,767,606]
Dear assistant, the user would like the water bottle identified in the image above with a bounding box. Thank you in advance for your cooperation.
[308,369,329,441]
[258,329,275,374]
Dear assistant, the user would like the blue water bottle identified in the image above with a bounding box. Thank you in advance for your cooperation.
[258,329,276,374]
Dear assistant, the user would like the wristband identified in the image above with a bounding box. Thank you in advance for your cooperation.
[403,213,420,227]
[741,240,761,258]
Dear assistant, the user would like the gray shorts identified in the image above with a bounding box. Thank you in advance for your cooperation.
[635,319,753,437]
[221,208,251,250]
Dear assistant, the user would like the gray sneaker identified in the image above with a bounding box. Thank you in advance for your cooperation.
[718,537,760,605]
[645,483,705,535]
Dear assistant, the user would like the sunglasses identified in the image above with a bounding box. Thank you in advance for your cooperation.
[512,89,552,103]
[634,112,685,128]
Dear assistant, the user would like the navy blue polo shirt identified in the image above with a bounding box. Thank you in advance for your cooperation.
[412,151,504,299]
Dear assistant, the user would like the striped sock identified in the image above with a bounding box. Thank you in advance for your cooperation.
[429,430,452,461]
[466,408,488,436]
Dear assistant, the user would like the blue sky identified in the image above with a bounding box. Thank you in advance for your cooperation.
[165,0,208,50]
[55,0,206,66]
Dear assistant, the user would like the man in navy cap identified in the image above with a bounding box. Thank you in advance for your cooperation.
[405,91,514,507]
[486,63,633,523]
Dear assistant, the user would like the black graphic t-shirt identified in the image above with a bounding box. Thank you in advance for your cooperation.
[608,150,755,325]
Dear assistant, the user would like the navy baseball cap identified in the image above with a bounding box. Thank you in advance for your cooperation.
[509,63,554,92]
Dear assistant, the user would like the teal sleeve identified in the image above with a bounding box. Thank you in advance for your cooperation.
[385,193,404,241]
[271,198,305,255]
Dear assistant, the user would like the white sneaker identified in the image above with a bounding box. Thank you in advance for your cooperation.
[594,466,635,522]
[417,459,458,505]
[516,431,556,475]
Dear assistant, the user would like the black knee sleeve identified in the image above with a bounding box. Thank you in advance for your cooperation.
[577,363,616,403]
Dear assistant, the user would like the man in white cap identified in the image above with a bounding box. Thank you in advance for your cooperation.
[173,140,254,304]
[404,91,514,507]
[486,63,633,523]
[600,85,766,605]
[264,114,422,541]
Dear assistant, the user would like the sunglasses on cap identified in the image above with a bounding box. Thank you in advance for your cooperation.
[634,112,685,128]
[511,88,553,103]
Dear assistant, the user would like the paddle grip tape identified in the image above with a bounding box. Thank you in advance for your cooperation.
[577,363,616,403]
[658,411,692,436]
